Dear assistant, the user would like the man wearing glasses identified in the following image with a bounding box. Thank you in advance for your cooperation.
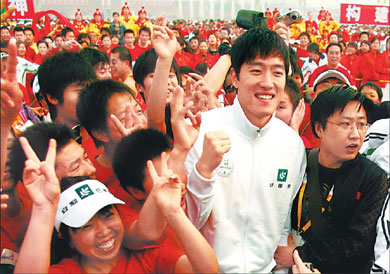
[288,85,388,273]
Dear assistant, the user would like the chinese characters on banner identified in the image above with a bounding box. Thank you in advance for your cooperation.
[6,0,35,19]
[340,4,389,25]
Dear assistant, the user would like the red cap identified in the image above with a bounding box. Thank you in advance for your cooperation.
[93,8,102,18]
[75,8,82,18]
[121,2,130,16]
[138,6,147,16]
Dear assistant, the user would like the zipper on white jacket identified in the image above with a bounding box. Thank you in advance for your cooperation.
[242,129,260,272]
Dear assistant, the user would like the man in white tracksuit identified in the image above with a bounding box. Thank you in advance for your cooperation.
[184,27,306,273]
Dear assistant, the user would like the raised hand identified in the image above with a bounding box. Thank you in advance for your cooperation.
[196,131,231,179]
[152,25,177,60]
[290,98,305,133]
[170,85,201,151]
[1,41,23,128]
[274,22,290,47]
[110,102,146,137]
[149,152,182,216]
[20,137,60,209]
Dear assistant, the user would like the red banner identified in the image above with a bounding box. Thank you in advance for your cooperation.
[6,0,35,19]
[340,4,389,25]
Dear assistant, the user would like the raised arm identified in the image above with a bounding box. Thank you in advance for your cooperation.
[1,42,23,182]
[149,157,218,274]
[146,25,177,132]
[203,54,232,96]
[14,137,59,274]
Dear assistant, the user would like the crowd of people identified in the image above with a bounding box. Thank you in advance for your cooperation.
[1,3,390,274]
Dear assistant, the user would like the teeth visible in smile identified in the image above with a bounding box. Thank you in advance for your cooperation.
[255,94,273,99]
[347,145,357,148]
[97,239,114,250]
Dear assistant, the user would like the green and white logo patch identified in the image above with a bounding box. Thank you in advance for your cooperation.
[277,169,288,182]
[75,184,94,199]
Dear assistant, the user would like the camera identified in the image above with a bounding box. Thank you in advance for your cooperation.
[276,10,302,26]
[236,9,302,29]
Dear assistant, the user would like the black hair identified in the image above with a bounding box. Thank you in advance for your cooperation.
[133,48,180,88]
[179,66,195,74]
[0,26,10,32]
[307,43,320,54]
[80,47,109,67]
[326,42,342,54]
[101,34,110,41]
[111,46,132,69]
[23,27,34,35]
[101,27,112,36]
[113,128,173,192]
[358,82,383,101]
[359,31,369,39]
[124,29,135,36]
[77,32,90,43]
[195,62,209,76]
[76,79,135,148]
[231,27,289,80]
[13,26,23,34]
[360,40,370,48]
[189,36,200,42]
[37,39,48,48]
[42,35,54,42]
[139,26,151,36]
[220,27,230,35]
[38,51,96,120]
[310,86,365,138]
[112,11,120,17]
[285,77,303,111]
[177,37,186,47]
[7,123,75,185]
[347,41,358,49]
[60,27,73,38]
[299,32,310,39]
[370,37,379,45]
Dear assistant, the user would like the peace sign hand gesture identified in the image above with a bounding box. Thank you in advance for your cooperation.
[20,137,60,209]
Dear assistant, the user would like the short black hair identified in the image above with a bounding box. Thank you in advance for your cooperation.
[307,42,320,53]
[189,36,200,42]
[42,35,54,42]
[80,47,110,67]
[133,48,180,88]
[0,26,10,32]
[299,32,310,39]
[358,82,383,101]
[111,46,132,68]
[310,85,365,138]
[101,34,110,41]
[124,29,135,36]
[195,62,209,76]
[38,51,96,120]
[13,26,23,34]
[326,42,342,54]
[60,27,73,37]
[101,27,112,36]
[112,11,119,17]
[7,123,75,185]
[76,79,135,148]
[139,26,151,36]
[113,128,173,192]
[77,32,90,43]
[231,27,289,80]
[359,31,369,39]
[347,41,358,49]
[37,39,48,48]
[285,77,303,111]
[23,27,34,35]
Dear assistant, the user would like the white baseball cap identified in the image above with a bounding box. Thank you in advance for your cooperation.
[313,69,351,90]
[54,179,125,232]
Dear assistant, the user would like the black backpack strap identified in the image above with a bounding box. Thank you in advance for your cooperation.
[306,148,325,238]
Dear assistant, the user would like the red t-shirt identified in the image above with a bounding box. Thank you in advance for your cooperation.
[1,183,32,260]
[49,245,184,273]
[131,43,152,61]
